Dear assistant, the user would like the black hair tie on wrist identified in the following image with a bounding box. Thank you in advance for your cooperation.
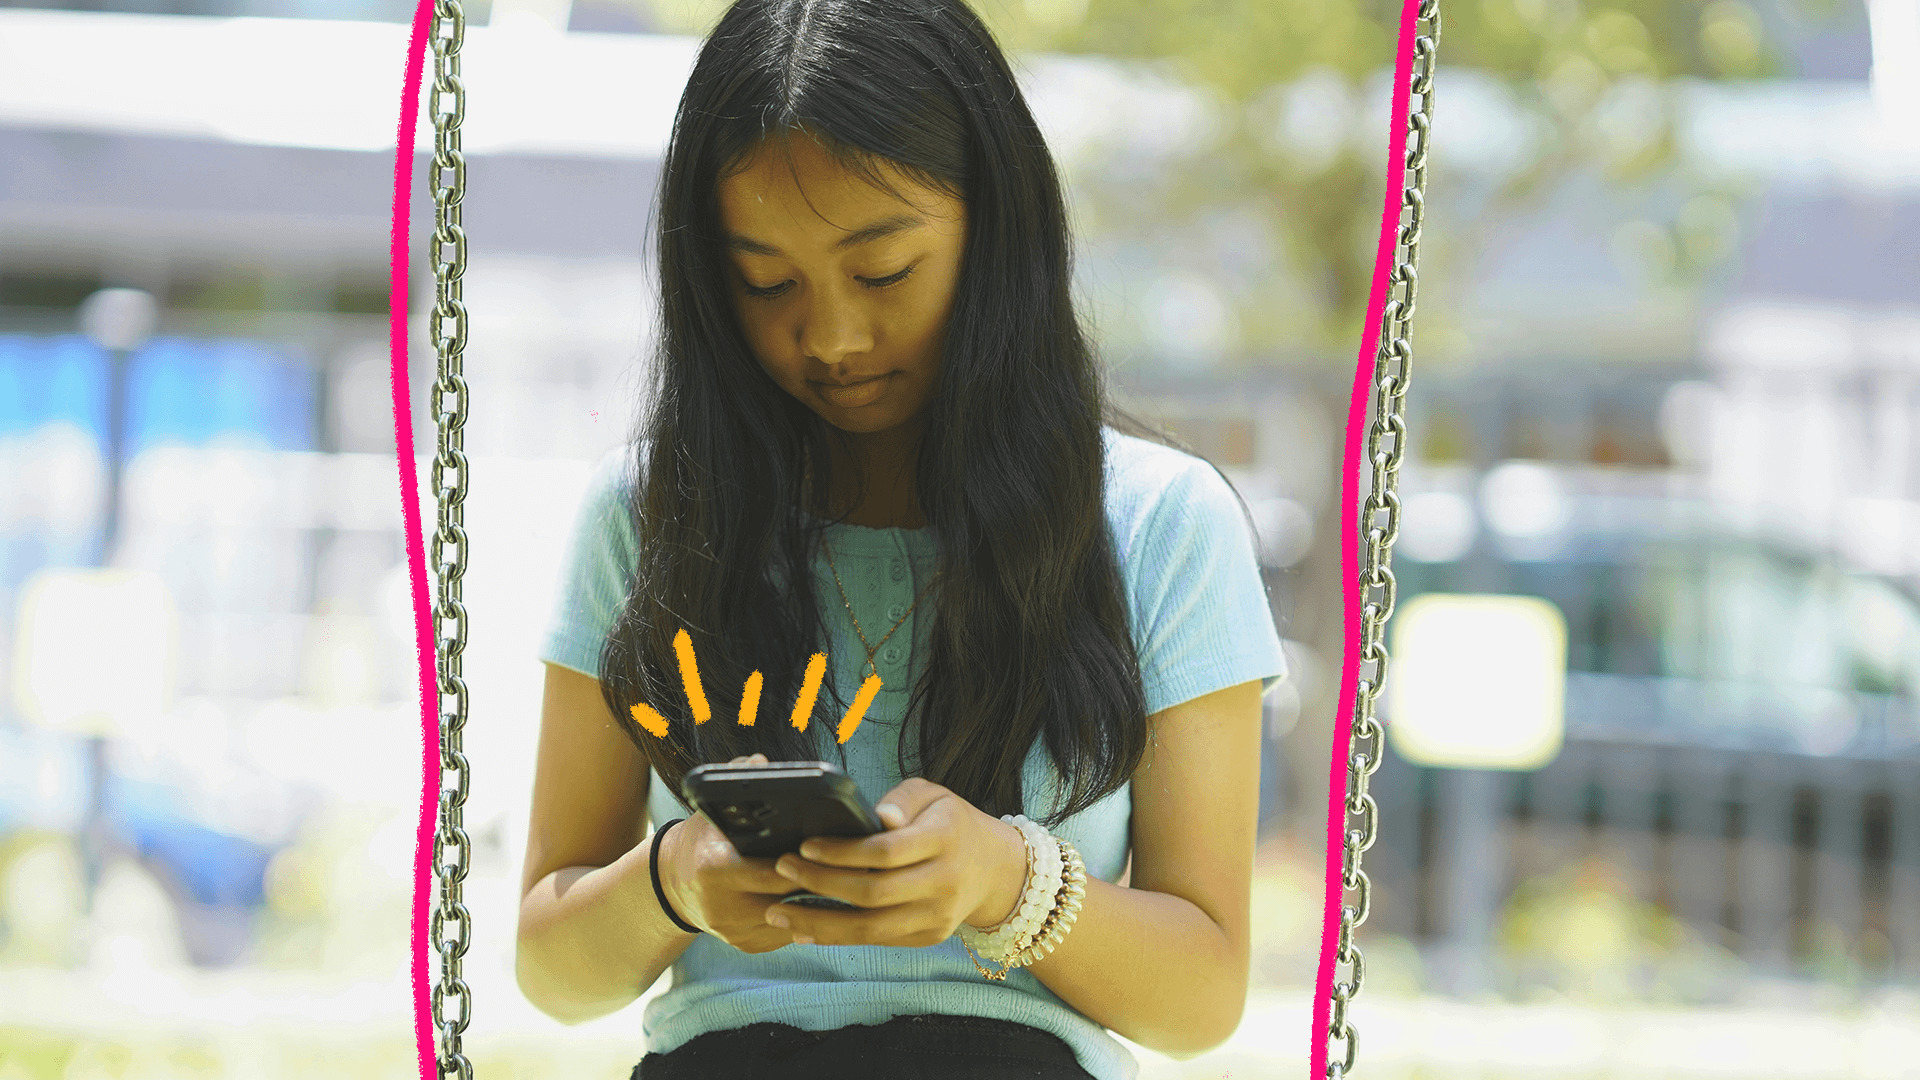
[651,818,704,935]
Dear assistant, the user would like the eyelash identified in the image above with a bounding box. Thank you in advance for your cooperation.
[742,264,916,299]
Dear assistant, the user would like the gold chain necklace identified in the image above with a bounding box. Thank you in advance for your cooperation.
[822,534,941,680]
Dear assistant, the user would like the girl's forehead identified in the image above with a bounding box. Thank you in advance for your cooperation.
[717,145,960,240]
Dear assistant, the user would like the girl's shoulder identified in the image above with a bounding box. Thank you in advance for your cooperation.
[1100,423,1239,538]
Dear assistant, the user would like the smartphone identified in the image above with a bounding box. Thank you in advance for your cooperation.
[680,760,885,911]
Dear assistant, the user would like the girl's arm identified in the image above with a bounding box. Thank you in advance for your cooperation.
[1017,678,1264,1059]
[516,663,698,1023]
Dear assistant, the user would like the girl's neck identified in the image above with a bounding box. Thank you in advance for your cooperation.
[811,421,929,530]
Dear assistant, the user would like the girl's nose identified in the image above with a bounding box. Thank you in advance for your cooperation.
[797,298,873,363]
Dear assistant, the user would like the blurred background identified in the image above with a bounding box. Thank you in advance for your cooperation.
[2,0,1918,1076]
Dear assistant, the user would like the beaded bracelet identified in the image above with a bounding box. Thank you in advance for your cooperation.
[1011,839,1084,966]
[958,815,1060,963]
[957,817,1085,981]
[961,834,1084,980]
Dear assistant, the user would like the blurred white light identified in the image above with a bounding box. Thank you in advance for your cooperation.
[1839,497,1920,577]
[377,561,421,656]
[1591,74,1664,165]
[1397,490,1477,562]
[1385,593,1566,770]
[1479,461,1571,538]
[9,424,103,534]
[0,10,701,159]
[1703,301,1855,372]
[240,700,418,810]
[492,0,573,34]
[13,568,178,740]
[369,811,417,887]
[1024,54,1226,166]
[1250,496,1314,567]
[1799,686,1860,755]
[1145,270,1235,370]
[86,857,191,979]
[1868,0,1920,152]
[1272,66,1354,172]
[1659,380,1723,470]
[1413,67,1548,177]
[1857,309,1920,372]
[77,288,158,353]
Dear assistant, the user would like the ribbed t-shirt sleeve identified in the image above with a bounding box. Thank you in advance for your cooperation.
[538,447,641,681]
[1127,459,1289,718]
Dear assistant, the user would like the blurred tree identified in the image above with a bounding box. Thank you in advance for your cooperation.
[614,0,1807,366]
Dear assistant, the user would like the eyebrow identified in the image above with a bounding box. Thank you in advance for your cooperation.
[725,212,927,257]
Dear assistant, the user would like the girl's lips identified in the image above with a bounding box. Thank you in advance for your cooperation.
[815,373,893,407]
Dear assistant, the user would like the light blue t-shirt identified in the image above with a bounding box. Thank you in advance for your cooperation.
[538,424,1288,1079]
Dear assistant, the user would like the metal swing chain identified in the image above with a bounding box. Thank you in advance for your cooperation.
[428,1,475,1078]
[1327,2,1438,1078]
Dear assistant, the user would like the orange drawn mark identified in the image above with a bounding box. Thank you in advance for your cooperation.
[630,702,668,738]
[674,628,711,724]
[632,636,880,742]
[739,670,763,726]
[835,673,882,745]
[788,652,827,732]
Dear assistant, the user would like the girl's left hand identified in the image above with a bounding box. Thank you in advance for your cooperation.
[763,777,1025,948]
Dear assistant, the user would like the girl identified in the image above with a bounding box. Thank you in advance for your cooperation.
[518,0,1289,1076]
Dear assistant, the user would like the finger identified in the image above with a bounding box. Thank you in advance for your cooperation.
[775,852,942,909]
[764,898,940,947]
[798,807,946,870]
[689,831,787,890]
[723,851,793,893]
[871,778,945,825]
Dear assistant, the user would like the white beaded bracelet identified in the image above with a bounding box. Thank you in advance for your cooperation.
[958,815,1059,963]
[1012,838,1085,966]
[957,816,1086,981]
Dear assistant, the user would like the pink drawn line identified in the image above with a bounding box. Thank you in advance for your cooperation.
[389,2,439,1078]
[1312,2,1423,1078]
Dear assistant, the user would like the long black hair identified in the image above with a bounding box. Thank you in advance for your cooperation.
[596,0,1260,827]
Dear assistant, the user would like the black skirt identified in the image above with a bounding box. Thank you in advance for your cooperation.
[631,1013,1101,1080]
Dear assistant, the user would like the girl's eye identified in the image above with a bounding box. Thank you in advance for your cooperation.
[863,265,916,289]
[741,264,916,300]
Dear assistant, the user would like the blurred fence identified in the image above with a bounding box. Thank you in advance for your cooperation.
[1362,739,1920,991]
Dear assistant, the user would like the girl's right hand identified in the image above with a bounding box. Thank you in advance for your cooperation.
[659,753,799,954]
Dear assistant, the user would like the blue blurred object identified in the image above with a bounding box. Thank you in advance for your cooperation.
[0,333,315,450]
[0,724,89,830]
[0,723,289,968]
[0,337,36,434]
[0,335,109,438]
[0,332,319,665]
[108,774,277,910]
[127,337,317,454]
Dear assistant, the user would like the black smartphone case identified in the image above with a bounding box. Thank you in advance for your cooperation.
[680,761,885,911]
[680,760,884,858]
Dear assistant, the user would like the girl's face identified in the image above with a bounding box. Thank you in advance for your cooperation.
[717,134,968,439]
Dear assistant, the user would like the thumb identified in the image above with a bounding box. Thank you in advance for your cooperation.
[872,779,944,829]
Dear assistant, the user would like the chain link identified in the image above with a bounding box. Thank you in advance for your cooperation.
[1327,3,1437,1078]
[428,2,473,1078]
